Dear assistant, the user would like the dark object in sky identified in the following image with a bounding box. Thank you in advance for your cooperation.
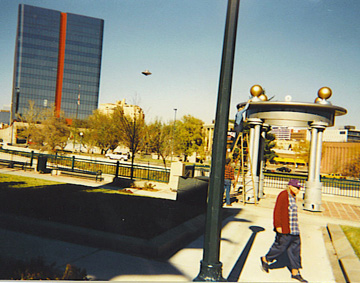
[142,69,152,76]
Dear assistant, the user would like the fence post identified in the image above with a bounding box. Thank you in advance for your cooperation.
[71,156,75,171]
[115,161,120,178]
[30,151,34,167]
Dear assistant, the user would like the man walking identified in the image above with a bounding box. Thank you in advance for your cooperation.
[260,179,308,283]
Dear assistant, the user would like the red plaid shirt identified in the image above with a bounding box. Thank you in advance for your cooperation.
[224,164,235,180]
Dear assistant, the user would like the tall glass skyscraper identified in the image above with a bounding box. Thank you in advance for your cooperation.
[11,4,104,121]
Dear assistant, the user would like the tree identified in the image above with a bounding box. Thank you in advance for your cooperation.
[39,114,70,151]
[174,115,204,162]
[293,139,310,166]
[146,119,172,168]
[16,100,43,145]
[87,110,119,154]
[113,106,145,179]
[263,131,277,164]
[343,156,360,178]
[16,102,70,152]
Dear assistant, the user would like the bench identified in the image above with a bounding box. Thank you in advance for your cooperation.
[58,168,103,182]
[0,159,32,171]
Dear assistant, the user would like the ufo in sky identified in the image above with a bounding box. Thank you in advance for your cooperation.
[142,69,152,76]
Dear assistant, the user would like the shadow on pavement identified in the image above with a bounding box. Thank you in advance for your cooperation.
[227,225,265,282]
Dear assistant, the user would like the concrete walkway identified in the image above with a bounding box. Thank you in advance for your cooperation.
[0,167,359,282]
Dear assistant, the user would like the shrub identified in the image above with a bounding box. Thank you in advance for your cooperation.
[0,256,87,280]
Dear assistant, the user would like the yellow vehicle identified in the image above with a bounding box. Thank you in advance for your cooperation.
[322,173,346,179]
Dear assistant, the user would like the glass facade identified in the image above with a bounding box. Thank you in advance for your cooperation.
[12,4,104,121]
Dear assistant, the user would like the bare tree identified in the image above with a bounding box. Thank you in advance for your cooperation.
[113,106,145,179]
[16,102,70,151]
[16,100,43,145]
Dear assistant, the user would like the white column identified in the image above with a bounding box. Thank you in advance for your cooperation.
[244,118,263,203]
[259,124,270,199]
[304,121,328,212]
[308,126,318,182]
[315,126,325,181]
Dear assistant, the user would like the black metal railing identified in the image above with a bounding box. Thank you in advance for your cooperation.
[1,148,359,196]
[263,173,360,198]
[0,148,170,183]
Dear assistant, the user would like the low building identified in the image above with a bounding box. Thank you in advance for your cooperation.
[321,142,360,174]
[203,121,234,156]
[98,99,144,120]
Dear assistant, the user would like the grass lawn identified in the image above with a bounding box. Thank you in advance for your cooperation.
[0,173,63,188]
[341,225,360,259]
[0,173,206,239]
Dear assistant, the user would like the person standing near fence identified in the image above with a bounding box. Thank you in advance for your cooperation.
[224,158,235,206]
[260,179,308,283]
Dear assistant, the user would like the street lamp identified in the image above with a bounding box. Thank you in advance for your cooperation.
[76,84,81,120]
[194,0,240,281]
[79,132,83,153]
[73,85,81,151]
[171,108,177,162]
[10,87,20,145]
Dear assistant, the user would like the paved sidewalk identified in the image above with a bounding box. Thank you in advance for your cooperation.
[0,167,359,282]
[261,187,360,223]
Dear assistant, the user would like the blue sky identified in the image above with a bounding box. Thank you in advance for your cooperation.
[0,0,359,128]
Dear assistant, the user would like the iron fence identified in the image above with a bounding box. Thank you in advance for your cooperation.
[263,173,360,198]
[0,148,170,183]
[0,148,359,196]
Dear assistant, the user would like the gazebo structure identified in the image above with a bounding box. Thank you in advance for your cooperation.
[236,85,347,211]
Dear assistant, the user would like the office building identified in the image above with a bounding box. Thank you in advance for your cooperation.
[11,4,104,121]
[270,126,291,140]
[323,126,360,143]
[0,110,10,126]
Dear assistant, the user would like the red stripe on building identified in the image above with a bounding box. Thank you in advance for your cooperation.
[55,13,67,118]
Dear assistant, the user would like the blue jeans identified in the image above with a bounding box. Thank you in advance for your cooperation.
[224,179,232,205]
[265,233,302,270]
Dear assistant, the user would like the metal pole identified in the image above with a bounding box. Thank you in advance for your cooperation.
[11,87,20,145]
[115,161,120,178]
[71,156,75,171]
[74,85,81,151]
[194,0,240,281]
[171,108,177,162]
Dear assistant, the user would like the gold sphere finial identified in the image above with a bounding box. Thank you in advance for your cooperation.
[258,93,268,101]
[314,97,322,103]
[318,87,332,100]
[250,85,263,97]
